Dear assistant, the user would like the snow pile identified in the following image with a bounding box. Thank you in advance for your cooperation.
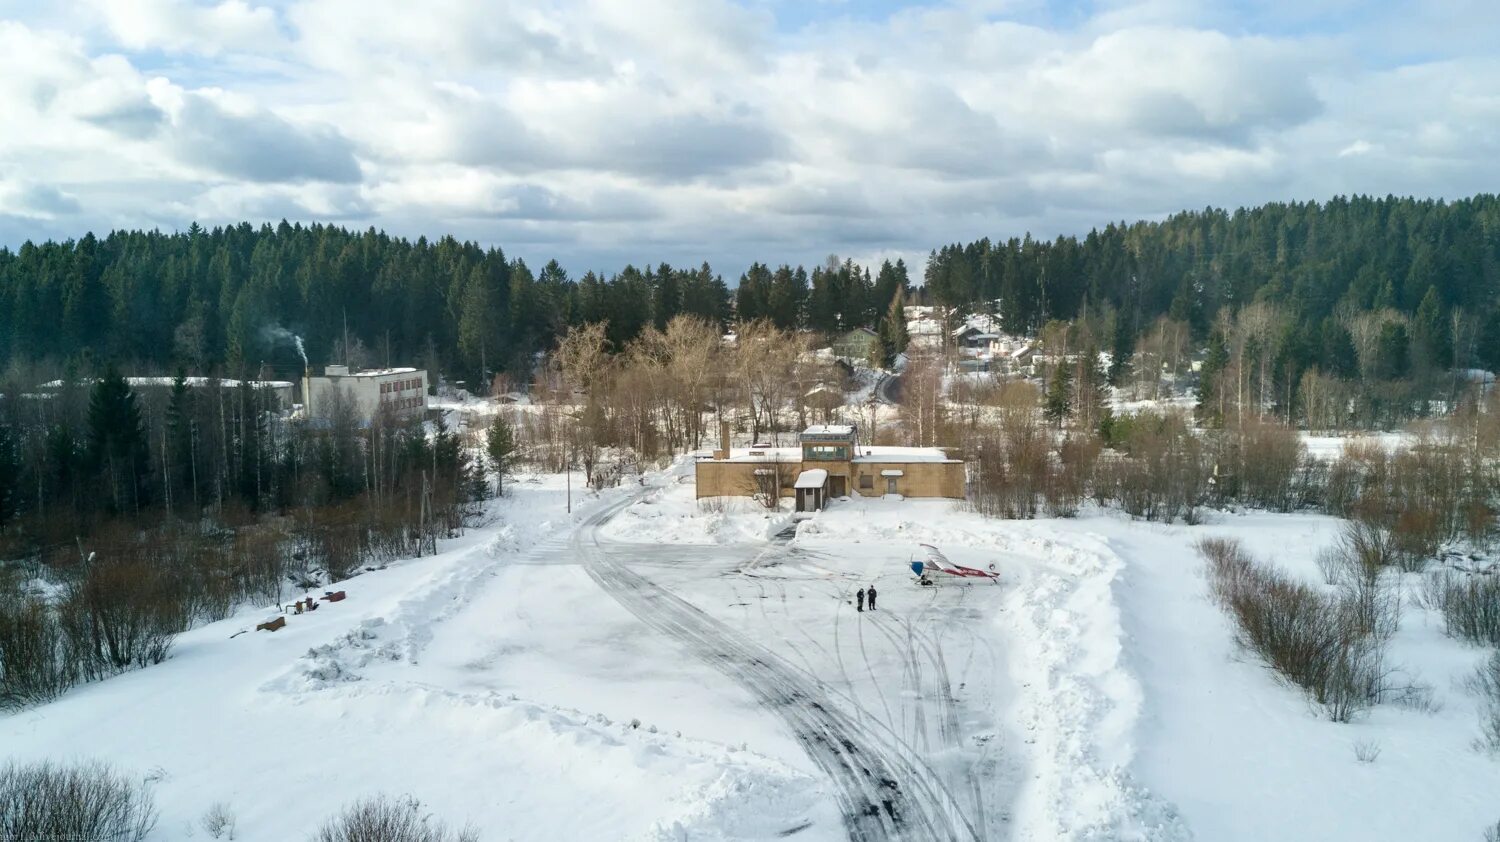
[995,532,1188,841]
[600,481,790,545]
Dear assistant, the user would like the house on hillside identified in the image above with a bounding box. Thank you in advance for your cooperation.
[696,423,965,511]
[831,327,880,361]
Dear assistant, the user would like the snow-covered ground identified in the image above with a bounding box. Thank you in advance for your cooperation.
[5,466,1498,840]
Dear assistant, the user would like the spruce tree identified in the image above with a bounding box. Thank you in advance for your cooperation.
[1198,329,1230,426]
[0,422,18,527]
[1044,362,1074,426]
[486,413,516,497]
[86,365,150,513]
[1412,286,1451,370]
[1108,321,1133,387]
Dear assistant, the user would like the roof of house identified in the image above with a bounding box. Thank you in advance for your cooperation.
[39,376,294,390]
[803,423,855,436]
[318,367,419,379]
[697,443,959,465]
[794,469,829,489]
[852,446,960,464]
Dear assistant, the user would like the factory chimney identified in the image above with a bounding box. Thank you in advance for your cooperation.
[715,421,731,460]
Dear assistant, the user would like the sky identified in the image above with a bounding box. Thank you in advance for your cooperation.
[0,0,1497,274]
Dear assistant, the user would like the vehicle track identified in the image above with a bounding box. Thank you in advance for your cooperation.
[575,496,979,842]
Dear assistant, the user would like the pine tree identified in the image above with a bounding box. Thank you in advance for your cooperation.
[486,413,517,497]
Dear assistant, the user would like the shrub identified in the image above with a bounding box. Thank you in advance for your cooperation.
[0,759,157,842]
[0,595,78,709]
[1467,651,1500,755]
[1422,571,1500,647]
[313,794,477,842]
[202,800,238,839]
[1199,538,1390,722]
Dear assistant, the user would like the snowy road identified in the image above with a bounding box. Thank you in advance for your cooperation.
[579,491,993,841]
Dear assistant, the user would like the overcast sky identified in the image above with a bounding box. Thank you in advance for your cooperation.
[1,0,1496,274]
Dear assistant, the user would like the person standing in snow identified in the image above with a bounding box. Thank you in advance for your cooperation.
[856,587,865,612]
[867,586,877,611]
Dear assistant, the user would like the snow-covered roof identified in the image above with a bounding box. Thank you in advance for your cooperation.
[803,424,854,436]
[851,446,959,464]
[706,447,802,463]
[39,376,294,390]
[794,469,829,489]
[320,367,419,378]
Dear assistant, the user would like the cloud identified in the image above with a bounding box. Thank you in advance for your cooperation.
[0,179,82,218]
[0,1,1495,271]
[159,87,362,183]
[90,0,282,55]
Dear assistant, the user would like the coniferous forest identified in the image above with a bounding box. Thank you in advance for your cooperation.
[2,196,1498,391]
[1,193,1500,710]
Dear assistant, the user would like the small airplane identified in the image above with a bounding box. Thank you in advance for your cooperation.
[909,544,999,585]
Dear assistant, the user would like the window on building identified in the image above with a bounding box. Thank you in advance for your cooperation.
[805,445,847,461]
[859,475,873,489]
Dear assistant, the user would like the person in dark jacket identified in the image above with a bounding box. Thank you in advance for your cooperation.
[856,587,865,612]
[867,586,878,611]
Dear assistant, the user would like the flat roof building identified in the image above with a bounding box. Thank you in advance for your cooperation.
[697,422,964,510]
[303,365,428,423]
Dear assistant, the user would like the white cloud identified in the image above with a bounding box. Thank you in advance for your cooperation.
[91,0,282,55]
[0,1,1496,269]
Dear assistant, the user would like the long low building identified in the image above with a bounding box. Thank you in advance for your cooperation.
[696,423,964,510]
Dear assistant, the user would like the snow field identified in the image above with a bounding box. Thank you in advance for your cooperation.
[0,474,830,841]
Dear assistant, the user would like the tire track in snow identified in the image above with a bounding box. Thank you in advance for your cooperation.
[575,496,979,842]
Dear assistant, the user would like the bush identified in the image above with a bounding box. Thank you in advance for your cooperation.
[1468,651,1500,755]
[1199,538,1390,722]
[1422,571,1500,647]
[0,595,78,709]
[202,800,238,839]
[0,759,157,842]
[313,794,477,842]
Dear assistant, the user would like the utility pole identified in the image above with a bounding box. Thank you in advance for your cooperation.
[565,423,572,514]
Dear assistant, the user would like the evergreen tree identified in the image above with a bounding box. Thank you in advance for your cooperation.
[1197,329,1230,426]
[165,370,197,510]
[1108,320,1133,387]
[874,285,909,368]
[86,366,150,513]
[1411,285,1452,370]
[1478,309,1500,373]
[1044,362,1074,426]
[486,413,516,497]
[0,422,17,528]
[1372,322,1411,381]
[1075,343,1109,432]
[1319,319,1359,379]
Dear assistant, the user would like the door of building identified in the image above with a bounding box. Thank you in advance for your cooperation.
[886,476,898,495]
[830,476,846,498]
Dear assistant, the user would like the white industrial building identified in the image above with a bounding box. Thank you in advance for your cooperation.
[302,365,428,423]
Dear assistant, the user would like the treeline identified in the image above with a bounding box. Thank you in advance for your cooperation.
[926,194,1500,348]
[0,367,487,707]
[0,222,916,390]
